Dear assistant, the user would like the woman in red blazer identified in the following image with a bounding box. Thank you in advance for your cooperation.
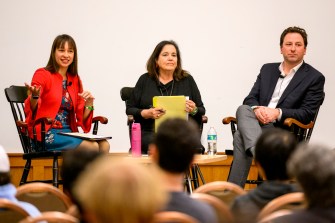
[24,34,109,153]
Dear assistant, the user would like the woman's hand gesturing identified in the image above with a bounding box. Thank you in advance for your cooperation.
[78,91,95,106]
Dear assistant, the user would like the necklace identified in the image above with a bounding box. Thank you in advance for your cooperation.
[159,80,174,96]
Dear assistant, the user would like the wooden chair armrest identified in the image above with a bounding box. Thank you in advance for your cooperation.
[222,116,237,136]
[222,116,237,125]
[91,116,108,135]
[21,117,53,150]
[22,211,79,223]
[66,205,80,218]
[16,120,28,128]
[283,118,314,129]
[127,115,134,125]
[202,115,208,124]
[92,116,108,124]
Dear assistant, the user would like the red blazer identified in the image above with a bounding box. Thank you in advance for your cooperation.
[24,68,93,141]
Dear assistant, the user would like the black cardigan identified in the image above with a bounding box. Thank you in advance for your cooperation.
[126,73,205,131]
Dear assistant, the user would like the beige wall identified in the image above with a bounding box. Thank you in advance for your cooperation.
[1,0,334,153]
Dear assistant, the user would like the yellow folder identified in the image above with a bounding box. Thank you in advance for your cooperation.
[153,96,188,132]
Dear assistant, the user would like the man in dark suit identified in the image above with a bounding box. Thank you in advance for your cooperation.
[228,26,325,188]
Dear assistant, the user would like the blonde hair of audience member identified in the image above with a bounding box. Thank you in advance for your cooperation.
[74,157,167,223]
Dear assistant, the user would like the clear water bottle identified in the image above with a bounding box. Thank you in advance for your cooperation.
[131,123,141,157]
[207,127,217,155]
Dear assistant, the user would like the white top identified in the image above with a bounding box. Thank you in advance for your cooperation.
[267,61,303,120]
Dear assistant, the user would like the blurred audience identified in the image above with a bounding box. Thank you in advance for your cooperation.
[0,145,41,217]
[61,149,102,221]
[149,118,218,223]
[74,157,167,223]
[231,128,299,223]
[61,149,102,201]
[273,143,335,223]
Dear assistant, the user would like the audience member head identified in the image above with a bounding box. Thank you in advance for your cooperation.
[287,143,335,208]
[0,145,10,186]
[280,26,308,48]
[146,40,189,81]
[61,149,102,200]
[45,34,78,75]
[74,157,167,223]
[255,128,298,181]
[149,118,201,174]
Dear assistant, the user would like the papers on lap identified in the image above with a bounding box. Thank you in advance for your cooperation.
[58,132,112,140]
[153,96,187,132]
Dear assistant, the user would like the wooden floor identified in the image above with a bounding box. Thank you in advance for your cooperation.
[8,152,258,190]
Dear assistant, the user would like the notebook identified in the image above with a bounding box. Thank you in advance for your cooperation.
[58,132,112,141]
[153,96,188,132]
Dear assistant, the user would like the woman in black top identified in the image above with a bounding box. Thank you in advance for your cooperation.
[126,40,205,154]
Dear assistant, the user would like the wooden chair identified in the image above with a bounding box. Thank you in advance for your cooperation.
[5,85,108,187]
[257,209,294,223]
[120,86,208,191]
[193,181,246,207]
[257,192,305,222]
[190,193,234,223]
[0,198,30,223]
[120,87,136,144]
[65,204,80,219]
[16,182,73,213]
[222,92,325,185]
[19,211,79,223]
[152,211,200,223]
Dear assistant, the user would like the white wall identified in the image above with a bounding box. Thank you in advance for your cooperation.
[1,0,334,153]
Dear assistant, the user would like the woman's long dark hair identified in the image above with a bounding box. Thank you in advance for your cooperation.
[45,34,78,76]
[146,40,189,81]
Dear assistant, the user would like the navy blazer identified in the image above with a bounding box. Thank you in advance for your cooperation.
[243,62,325,125]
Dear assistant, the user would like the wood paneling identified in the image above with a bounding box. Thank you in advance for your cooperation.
[8,152,258,190]
[9,153,60,187]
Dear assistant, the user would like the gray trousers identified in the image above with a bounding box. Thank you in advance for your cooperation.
[227,105,274,188]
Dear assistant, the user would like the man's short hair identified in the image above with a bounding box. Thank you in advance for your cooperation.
[255,128,297,180]
[153,118,202,173]
[280,26,308,47]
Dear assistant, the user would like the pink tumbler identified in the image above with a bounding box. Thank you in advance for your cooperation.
[131,123,141,157]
